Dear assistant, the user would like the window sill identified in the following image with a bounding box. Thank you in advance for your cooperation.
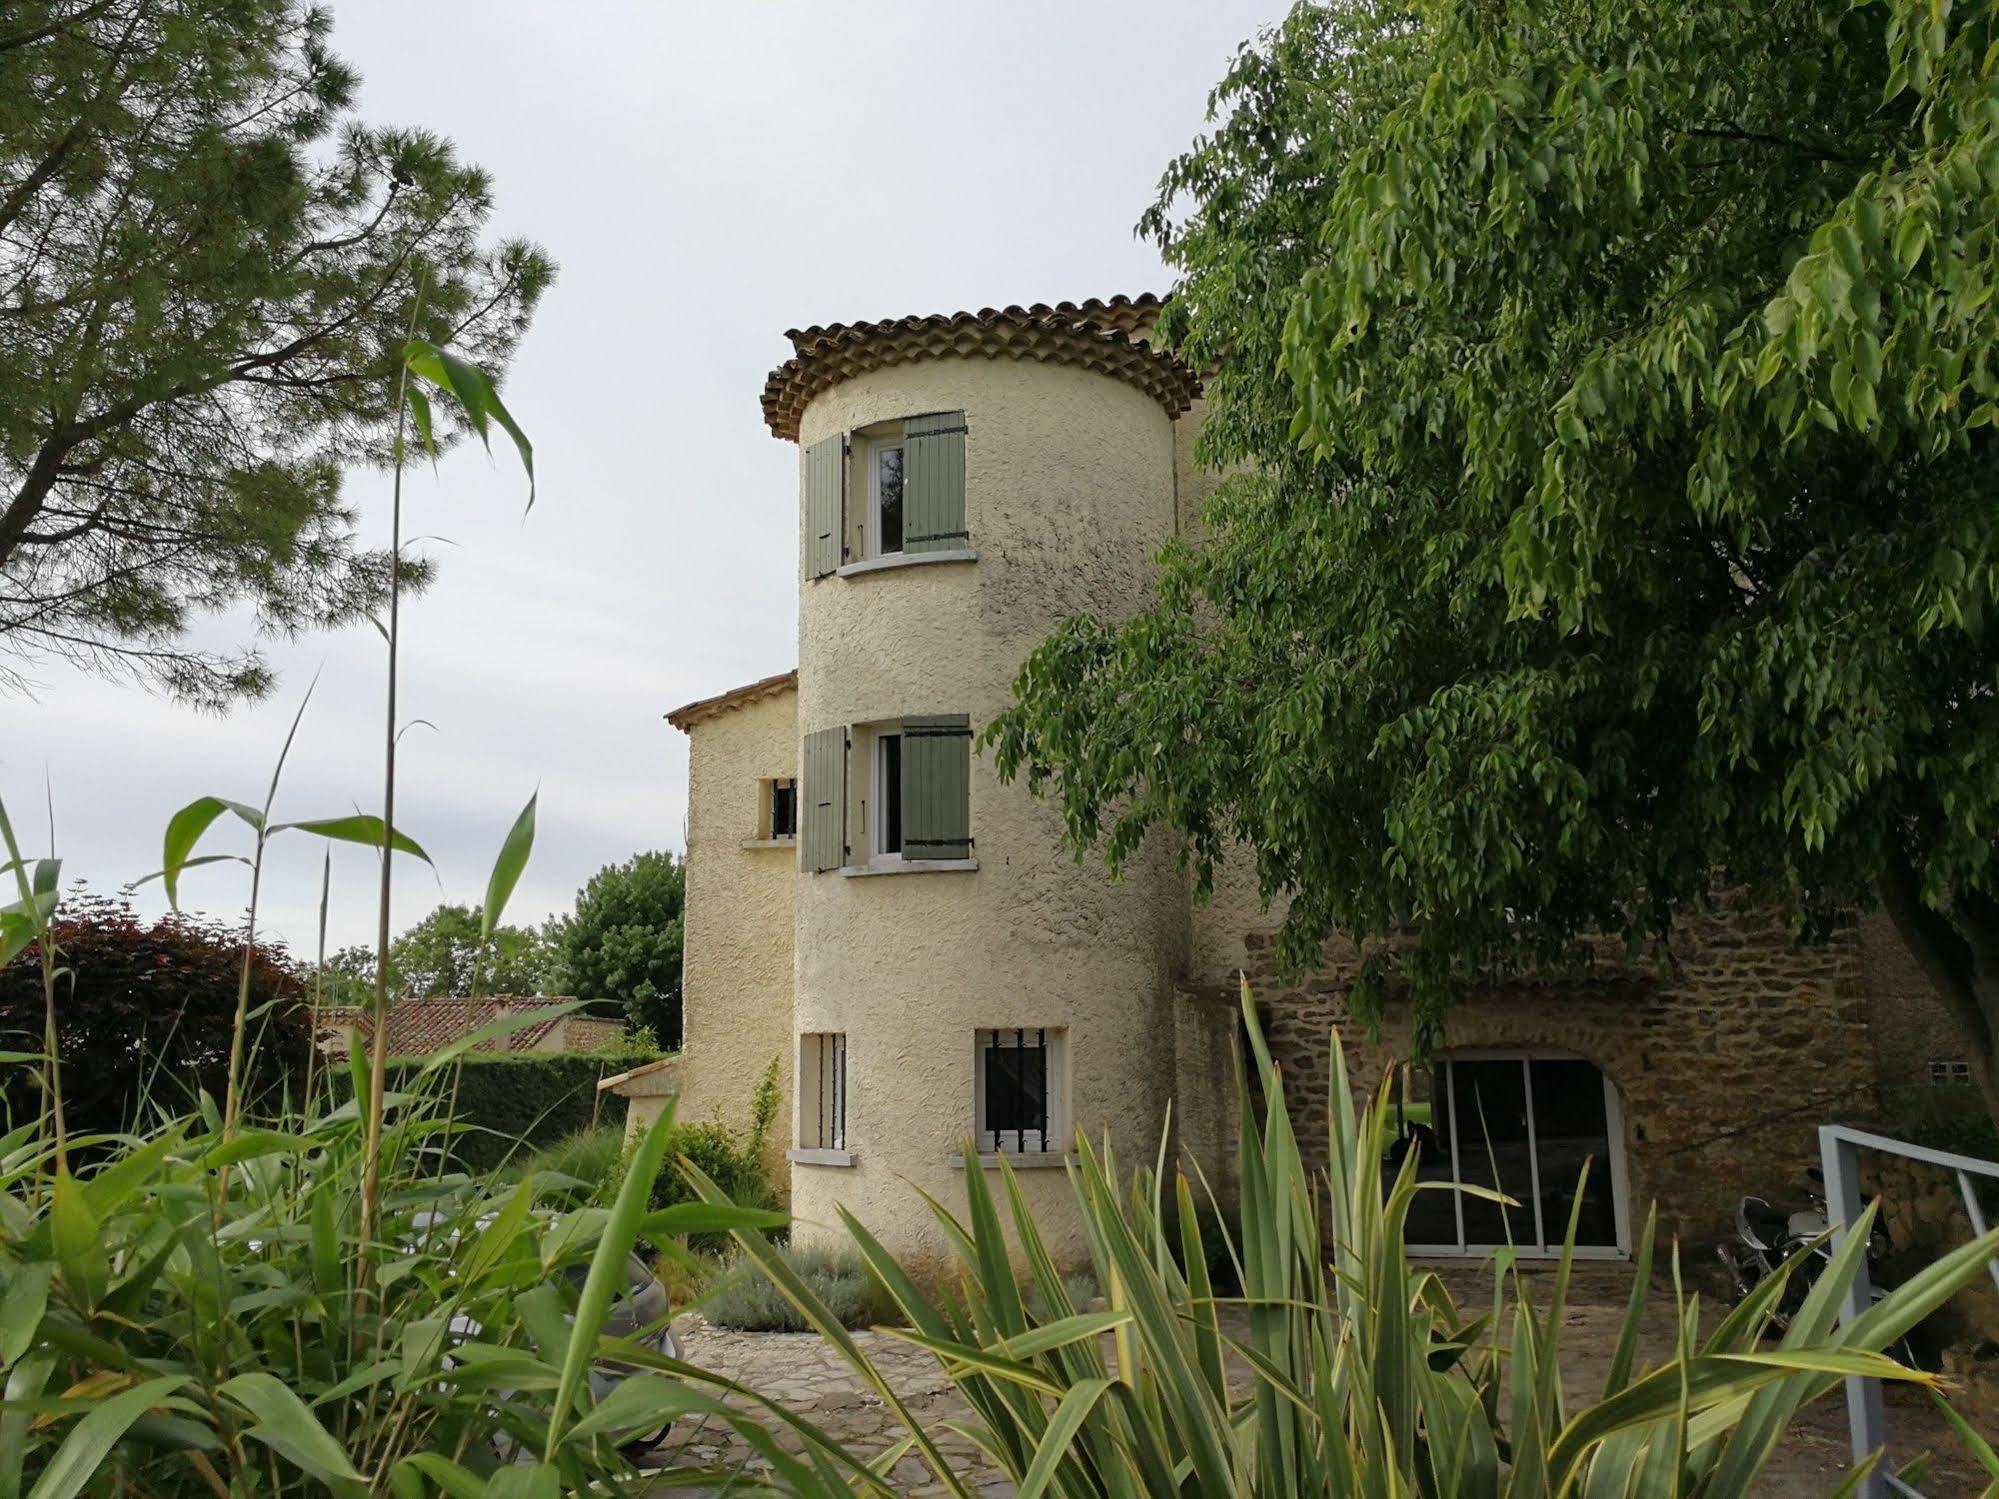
[739,838,797,850]
[948,1151,1074,1170]
[836,548,978,579]
[787,1147,857,1168]
[838,859,978,878]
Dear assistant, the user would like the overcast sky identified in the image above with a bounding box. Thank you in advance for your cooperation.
[5,0,1286,961]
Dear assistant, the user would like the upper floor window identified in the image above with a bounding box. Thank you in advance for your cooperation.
[868,436,904,557]
[803,411,968,578]
[799,715,973,872]
[766,777,797,841]
[872,729,903,858]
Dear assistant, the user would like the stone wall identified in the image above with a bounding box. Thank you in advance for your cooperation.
[1865,1150,1999,1423]
[1201,901,1881,1250]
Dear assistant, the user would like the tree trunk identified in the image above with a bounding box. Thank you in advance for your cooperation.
[1877,857,1999,1135]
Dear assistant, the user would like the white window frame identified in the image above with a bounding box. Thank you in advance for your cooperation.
[974,1027,1066,1155]
[865,434,906,559]
[869,723,904,862]
[1402,1049,1631,1261]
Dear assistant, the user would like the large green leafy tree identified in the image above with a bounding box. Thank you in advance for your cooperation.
[558,852,684,1046]
[323,903,560,1001]
[989,0,1999,1125]
[0,0,551,706]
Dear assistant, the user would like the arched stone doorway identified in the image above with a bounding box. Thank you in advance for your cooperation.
[1388,1050,1632,1258]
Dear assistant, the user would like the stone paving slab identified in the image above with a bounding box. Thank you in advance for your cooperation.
[642,1265,1989,1496]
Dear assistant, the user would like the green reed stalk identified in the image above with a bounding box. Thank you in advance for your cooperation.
[359,343,414,1252]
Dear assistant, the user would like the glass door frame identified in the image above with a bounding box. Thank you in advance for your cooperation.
[1409,1049,1632,1261]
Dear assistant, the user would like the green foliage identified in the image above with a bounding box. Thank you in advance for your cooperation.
[0,892,311,1138]
[366,1051,647,1172]
[501,1123,629,1206]
[992,0,1999,1116]
[636,1117,782,1255]
[559,851,686,1045]
[699,987,1999,1496]
[0,1072,809,1495]
[0,0,552,706]
[702,1244,897,1333]
[327,902,564,1002]
[749,1056,781,1154]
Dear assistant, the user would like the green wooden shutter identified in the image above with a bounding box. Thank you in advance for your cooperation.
[902,411,967,554]
[802,725,847,872]
[803,433,846,579]
[901,714,972,860]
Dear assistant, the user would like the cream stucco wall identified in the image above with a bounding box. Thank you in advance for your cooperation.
[788,357,1195,1269]
[675,685,797,1170]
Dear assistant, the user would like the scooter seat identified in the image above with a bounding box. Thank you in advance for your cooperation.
[1740,1198,1791,1251]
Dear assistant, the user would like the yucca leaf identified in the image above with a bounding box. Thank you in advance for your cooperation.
[1927,1386,1999,1477]
[1017,1377,1113,1499]
[544,1099,676,1457]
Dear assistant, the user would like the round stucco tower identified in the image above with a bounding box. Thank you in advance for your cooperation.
[763,298,1202,1269]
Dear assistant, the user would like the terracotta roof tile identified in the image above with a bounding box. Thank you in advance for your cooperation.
[761,294,1199,441]
[316,996,577,1057]
[664,667,798,730]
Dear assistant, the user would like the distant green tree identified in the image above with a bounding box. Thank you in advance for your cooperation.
[989,0,1999,1126]
[323,904,559,1001]
[0,0,552,705]
[559,853,684,1045]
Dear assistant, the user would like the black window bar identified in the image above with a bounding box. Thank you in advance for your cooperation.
[984,1028,1049,1154]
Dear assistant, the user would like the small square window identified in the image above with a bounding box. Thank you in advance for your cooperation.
[800,1032,847,1150]
[767,777,798,840]
[1928,1059,1973,1086]
[976,1028,1065,1154]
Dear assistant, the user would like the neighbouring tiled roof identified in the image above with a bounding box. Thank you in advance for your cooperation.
[760,293,1200,441]
[665,667,798,731]
[316,995,577,1056]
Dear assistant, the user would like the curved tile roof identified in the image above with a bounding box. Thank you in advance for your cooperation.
[760,294,1200,441]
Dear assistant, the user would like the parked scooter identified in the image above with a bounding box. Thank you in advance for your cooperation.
[1718,1166,1905,1344]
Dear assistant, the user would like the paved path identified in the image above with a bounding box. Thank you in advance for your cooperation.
[644,1264,1987,1496]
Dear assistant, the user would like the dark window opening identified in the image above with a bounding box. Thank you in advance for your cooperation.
[875,444,904,555]
[770,778,797,839]
[982,1028,1050,1153]
[879,734,902,855]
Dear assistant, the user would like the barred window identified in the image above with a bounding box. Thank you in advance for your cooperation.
[1929,1059,1973,1086]
[976,1028,1065,1154]
[800,1032,847,1150]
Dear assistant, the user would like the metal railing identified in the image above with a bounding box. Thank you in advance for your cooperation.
[1819,1124,1999,1498]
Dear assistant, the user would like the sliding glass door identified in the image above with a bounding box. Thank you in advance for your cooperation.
[1390,1053,1629,1258]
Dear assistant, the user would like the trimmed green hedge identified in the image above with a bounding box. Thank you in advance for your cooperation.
[337,1052,661,1170]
